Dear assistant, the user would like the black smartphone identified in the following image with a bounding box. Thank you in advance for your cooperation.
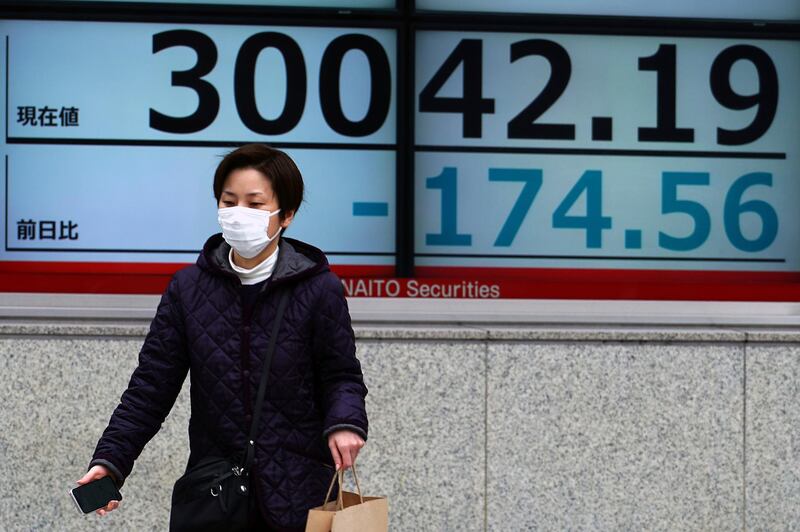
[69,476,122,514]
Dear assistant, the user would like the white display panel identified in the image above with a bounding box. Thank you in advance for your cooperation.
[5,146,395,263]
[8,21,396,144]
[415,31,800,272]
[2,20,397,266]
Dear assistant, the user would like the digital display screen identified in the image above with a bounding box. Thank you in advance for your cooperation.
[414,31,800,298]
[416,0,800,22]
[2,15,799,300]
[2,20,397,272]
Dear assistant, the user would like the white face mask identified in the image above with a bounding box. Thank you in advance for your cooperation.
[217,206,282,259]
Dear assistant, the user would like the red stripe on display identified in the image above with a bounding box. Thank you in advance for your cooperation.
[412,266,800,301]
[0,261,798,300]
[0,261,393,294]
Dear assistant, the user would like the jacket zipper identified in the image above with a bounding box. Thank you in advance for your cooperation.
[240,278,274,458]
[241,296,253,435]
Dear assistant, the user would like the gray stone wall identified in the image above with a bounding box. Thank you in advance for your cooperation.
[1,323,798,531]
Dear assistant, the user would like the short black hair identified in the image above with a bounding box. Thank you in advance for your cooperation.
[213,144,304,223]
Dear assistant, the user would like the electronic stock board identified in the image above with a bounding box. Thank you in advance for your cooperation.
[2,1,799,300]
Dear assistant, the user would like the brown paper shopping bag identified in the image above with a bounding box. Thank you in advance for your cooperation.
[305,463,388,532]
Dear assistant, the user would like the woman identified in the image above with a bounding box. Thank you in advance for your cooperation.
[76,144,369,531]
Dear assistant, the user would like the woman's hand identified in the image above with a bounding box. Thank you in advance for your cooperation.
[76,465,120,516]
[327,430,365,470]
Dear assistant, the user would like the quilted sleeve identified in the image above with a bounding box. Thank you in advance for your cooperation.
[312,272,369,442]
[88,274,190,488]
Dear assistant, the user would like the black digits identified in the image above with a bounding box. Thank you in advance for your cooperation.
[150,30,220,134]
[638,44,694,143]
[320,34,391,137]
[711,45,778,146]
[418,39,495,139]
[234,32,307,135]
[507,39,575,140]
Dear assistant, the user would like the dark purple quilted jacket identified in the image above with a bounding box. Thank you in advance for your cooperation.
[89,234,368,530]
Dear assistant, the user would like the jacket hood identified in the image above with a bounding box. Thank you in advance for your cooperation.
[197,233,330,286]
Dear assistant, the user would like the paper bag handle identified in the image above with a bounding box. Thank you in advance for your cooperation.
[321,463,365,509]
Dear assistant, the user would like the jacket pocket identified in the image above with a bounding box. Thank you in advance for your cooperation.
[280,445,335,470]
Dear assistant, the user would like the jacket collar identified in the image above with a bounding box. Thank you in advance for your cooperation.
[197,233,329,287]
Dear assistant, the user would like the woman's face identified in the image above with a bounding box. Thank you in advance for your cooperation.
[218,167,294,237]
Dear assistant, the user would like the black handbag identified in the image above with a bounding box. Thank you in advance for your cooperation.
[169,289,290,532]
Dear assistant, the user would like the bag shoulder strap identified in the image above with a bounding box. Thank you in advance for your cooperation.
[241,288,290,470]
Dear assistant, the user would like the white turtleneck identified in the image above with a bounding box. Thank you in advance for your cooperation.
[228,245,279,285]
